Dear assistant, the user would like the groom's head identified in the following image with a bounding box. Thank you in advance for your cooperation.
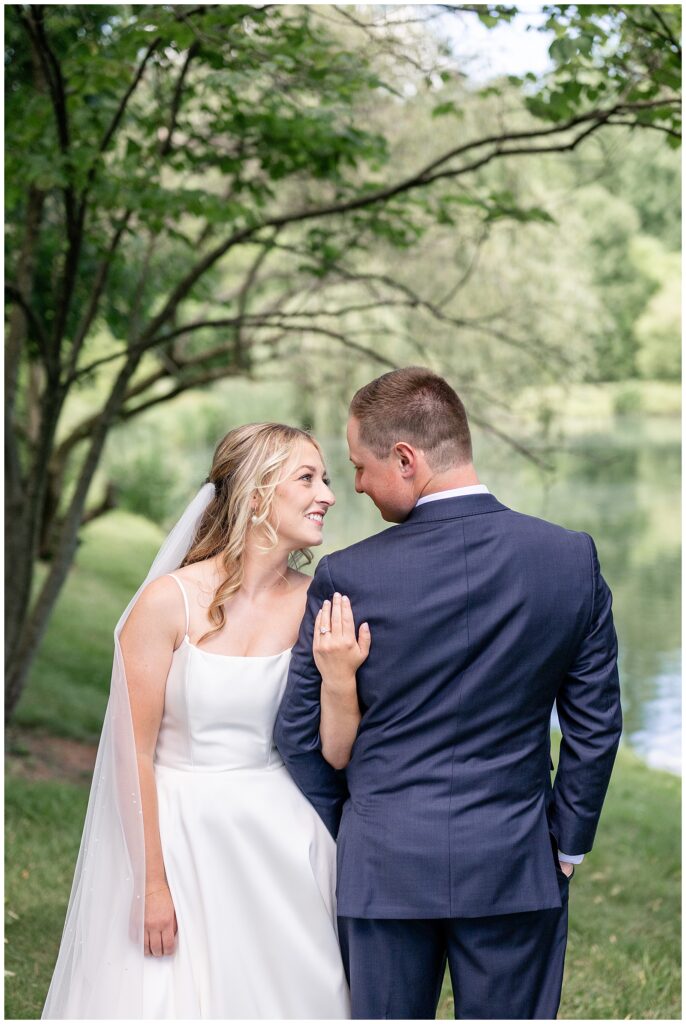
[347,367,475,523]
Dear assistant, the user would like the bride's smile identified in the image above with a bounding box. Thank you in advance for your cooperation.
[261,442,335,552]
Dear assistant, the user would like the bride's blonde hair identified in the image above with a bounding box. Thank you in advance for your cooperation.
[182,422,321,646]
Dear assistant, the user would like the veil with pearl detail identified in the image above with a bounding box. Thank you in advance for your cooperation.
[42,482,215,1019]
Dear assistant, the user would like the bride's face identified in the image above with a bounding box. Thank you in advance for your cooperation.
[268,442,335,550]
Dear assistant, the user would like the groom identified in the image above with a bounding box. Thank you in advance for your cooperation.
[275,367,622,1020]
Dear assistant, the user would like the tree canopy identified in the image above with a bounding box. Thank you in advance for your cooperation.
[4,3,681,718]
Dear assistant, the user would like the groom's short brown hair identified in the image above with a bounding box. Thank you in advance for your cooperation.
[349,366,472,471]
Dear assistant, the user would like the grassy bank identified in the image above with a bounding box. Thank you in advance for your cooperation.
[5,743,680,1020]
[5,776,88,1019]
[14,511,164,741]
[7,494,681,1019]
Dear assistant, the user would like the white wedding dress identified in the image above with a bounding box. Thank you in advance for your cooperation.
[139,573,350,1018]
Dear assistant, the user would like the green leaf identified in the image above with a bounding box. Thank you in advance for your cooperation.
[478,85,503,99]
[431,101,461,118]
[549,36,578,63]
[577,32,594,57]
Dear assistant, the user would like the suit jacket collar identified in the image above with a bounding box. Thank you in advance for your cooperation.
[402,492,508,525]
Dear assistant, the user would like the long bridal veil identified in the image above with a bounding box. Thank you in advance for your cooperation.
[42,482,215,1019]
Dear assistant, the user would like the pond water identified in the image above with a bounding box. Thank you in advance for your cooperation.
[315,418,681,775]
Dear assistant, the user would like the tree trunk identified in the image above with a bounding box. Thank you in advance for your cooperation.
[38,467,62,560]
[5,357,139,721]
[5,385,66,719]
[4,496,39,718]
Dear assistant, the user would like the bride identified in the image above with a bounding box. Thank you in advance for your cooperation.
[42,422,365,1019]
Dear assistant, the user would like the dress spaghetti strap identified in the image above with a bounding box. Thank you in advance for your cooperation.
[167,573,190,637]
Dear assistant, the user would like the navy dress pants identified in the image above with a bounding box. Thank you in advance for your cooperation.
[338,872,570,1020]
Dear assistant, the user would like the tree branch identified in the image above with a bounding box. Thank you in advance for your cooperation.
[101,48,156,157]
[54,313,396,464]
[266,251,573,366]
[326,5,440,76]
[621,7,682,58]
[64,209,133,382]
[17,7,82,362]
[83,6,208,202]
[67,216,571,390]
[5,185,46,495]
[124,227,161,342]
[421,119,615,188]
[407,99,679,184]
[5,284,50,360]
[330,4,464,30]
[78,481,118,527]
[469,413,552,470]
[651,7,681,57]
[256,320,399,368]
[132,97,677,354]
[18,8,70,153]
[159,40,201,157]
[233,235,280,368]
[604,118,681,139]
[435,225,490,308]
[119,365,247,421]
[15,351,140,692]
[64,354,268,448]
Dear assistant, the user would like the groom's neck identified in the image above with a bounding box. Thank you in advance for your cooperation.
[415,462,481,502]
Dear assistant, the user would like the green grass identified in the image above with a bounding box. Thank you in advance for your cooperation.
[438,739,681,1020]
[5,778,89,1019]
[6,744,679,1020]
[15,511,164,740]
[7,507,681,1019]
[555,743,681,1019]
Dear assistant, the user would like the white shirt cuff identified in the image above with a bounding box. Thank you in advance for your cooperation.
[558,851,585,864]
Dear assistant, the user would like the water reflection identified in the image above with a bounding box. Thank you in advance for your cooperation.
[628,652,681,773]
[317,422,681,775]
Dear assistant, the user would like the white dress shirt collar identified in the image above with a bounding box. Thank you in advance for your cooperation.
[415,484,490,507]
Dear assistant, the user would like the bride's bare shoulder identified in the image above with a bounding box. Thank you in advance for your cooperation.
[120,575,185,647]
[133,574,185,616]
[169,559,220,588]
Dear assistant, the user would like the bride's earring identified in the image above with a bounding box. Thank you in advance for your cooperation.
[251,510,259,524]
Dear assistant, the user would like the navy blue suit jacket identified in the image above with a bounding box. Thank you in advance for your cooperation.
[274,494,622,918]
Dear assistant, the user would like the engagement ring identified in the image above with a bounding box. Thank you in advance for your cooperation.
[320,627,330,634]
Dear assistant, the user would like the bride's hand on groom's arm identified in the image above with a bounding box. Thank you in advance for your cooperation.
[314,593,370,770]
[313,593,371,689]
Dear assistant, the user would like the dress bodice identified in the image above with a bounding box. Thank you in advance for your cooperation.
[155,637,292,772]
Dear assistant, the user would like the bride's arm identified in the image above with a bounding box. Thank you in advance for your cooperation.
[315,592,370,770]
[320,673,360,771]
[119,577,180,957]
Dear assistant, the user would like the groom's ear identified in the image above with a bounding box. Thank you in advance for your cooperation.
[393,442,417,476]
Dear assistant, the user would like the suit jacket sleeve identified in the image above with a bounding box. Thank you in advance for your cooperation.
[274,555,349,839]
[549,534,622,855]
